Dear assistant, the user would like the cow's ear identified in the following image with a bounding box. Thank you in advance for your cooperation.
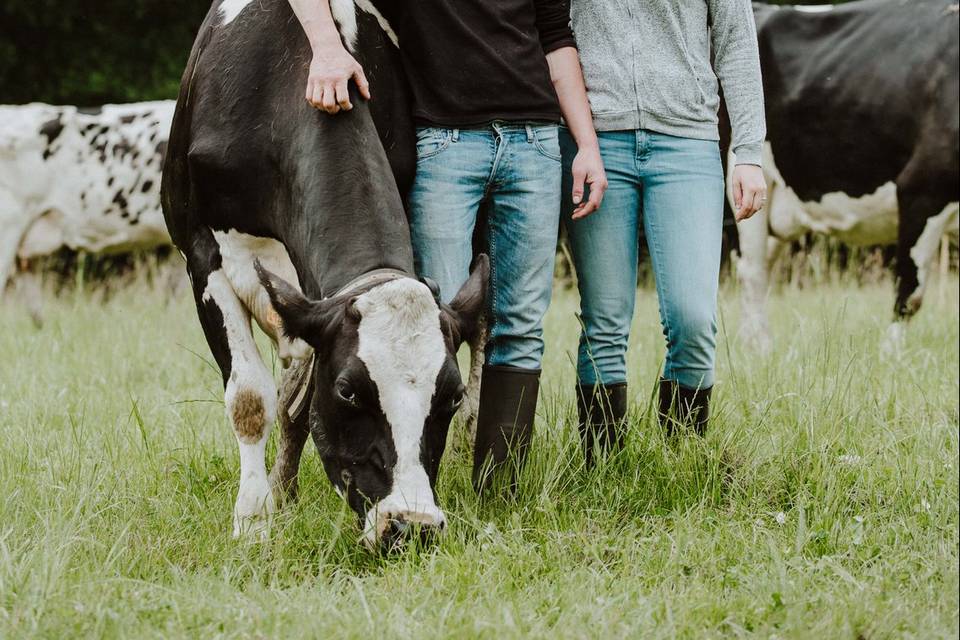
[442,253,489,347]
[255,260,336,347]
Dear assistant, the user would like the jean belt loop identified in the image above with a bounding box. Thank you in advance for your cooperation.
[525,124,535,143]
[451,128,460,143]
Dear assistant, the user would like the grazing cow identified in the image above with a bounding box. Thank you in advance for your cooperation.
[733,0,959,351]
[0,101,173,293]
[162,0,487,549]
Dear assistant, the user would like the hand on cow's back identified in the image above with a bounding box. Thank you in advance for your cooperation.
[305,44,371,115]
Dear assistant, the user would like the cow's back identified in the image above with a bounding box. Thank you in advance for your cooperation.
[162,0,415,296]
[757,0,959,201]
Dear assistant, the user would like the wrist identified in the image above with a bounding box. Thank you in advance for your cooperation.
[574,135,599,152]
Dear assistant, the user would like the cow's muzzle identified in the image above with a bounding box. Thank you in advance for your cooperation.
[362,502,447,552]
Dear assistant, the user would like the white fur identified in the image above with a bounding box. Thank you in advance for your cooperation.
[0,101,173,293]
[793,5,835,12]
[356,0,399,47]
[330,0,359,51]
[353,278,447,548]
[203,268,279,539]
[908,202,959,310]
[218,0,253,26]
[213,230,312,364]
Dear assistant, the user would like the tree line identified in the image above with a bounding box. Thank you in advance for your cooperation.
[0,0,847,106]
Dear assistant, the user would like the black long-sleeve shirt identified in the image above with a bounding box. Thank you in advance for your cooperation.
[371,0,576,126]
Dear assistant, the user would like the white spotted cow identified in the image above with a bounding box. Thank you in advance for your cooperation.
[733,0,959,352]
[163,0,487,550]
[0,101,174,294]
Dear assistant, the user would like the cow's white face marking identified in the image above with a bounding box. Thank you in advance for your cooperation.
[218,0,253,26]
[0,102,173,292]
[352,278,447,547]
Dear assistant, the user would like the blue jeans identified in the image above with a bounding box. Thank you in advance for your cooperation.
[408,122,562,370]
[561,129,724,389]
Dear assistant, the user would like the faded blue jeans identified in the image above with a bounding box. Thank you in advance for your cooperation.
[408,122,562,370]
[561,129,724,389]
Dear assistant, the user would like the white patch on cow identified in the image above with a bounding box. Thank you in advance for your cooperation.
[0,101,173,294]
[218,0,253,26]
[907,201,960,311]
[353,278,447,548]
[212,229,312,364]
[792,4,835,12]
[356,0,399,47]
[202,268,279,539]
[330,0,359,51]
[758,143,899,246]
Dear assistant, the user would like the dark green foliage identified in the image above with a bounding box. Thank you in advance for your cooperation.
[0,0,210,106]
[0,0,851,107]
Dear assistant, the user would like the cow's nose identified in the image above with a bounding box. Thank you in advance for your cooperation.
[380,513,446,552]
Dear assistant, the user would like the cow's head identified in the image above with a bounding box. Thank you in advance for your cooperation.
[256,256,488,551]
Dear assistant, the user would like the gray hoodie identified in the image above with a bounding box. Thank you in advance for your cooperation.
[570,0,765,166]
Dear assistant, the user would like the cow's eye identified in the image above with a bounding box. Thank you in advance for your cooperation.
[336,379,359,406]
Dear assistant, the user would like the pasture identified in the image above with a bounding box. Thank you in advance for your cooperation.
[0,269,957,638]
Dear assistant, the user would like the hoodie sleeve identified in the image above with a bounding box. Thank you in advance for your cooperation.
[709,0,766,166]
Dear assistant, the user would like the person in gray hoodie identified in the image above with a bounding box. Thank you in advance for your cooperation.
[561,0,767,463]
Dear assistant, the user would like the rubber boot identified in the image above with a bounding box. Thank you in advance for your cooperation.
[472,365,540,494]
[658,378,712,436]
[576,383,628,467]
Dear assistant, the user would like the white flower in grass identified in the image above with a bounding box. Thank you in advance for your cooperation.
[838,454,862,466]
[921,499,931,512]
[775,511,786,525]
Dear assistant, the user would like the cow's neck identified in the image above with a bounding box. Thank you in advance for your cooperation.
[279,114,416,299]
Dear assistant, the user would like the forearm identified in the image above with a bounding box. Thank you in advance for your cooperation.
[547,46,598,150]
[288,0,343,51]
[710,0,766,166]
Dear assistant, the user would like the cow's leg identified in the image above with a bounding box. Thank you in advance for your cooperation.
[886,171,958,352]
[736,199,774,353]
[186,239,278,540]
[0,190,32,300]
[268,356,313,504]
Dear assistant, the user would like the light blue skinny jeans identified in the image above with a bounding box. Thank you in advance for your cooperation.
[561,128,724,389]
[408,122,562,370]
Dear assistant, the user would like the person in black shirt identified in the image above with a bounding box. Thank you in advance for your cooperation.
[290,0,605,493]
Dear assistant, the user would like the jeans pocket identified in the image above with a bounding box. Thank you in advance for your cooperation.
[532,125,562,162]
[415,127,452,160]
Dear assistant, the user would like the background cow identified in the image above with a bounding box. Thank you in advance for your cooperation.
[0,101,173,295]
[162,0,486,549]
[733,0,959,351]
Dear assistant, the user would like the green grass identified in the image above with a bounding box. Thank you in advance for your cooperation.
[0,273,957,639]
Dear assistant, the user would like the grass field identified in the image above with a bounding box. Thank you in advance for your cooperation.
[0,271,957,639]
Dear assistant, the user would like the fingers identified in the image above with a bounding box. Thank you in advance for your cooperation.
[735,185,767,222]
[353,66,371,100]
[572,177,607,220]
[320,85,339,114]
[335,79,352,111]
[571,167,586,206]
[733,177,744,213]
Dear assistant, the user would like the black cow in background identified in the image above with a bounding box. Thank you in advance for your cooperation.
[162,0,488,550]
[730,0,959,351]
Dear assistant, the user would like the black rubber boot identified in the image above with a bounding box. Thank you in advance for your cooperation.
[472,365,541,494]
[576,383,628,467]
[658,378,712,436]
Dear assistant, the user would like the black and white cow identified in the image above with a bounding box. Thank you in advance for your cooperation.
[162,0,487,549]
[733,0,959,351]
[0,101,173,293]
